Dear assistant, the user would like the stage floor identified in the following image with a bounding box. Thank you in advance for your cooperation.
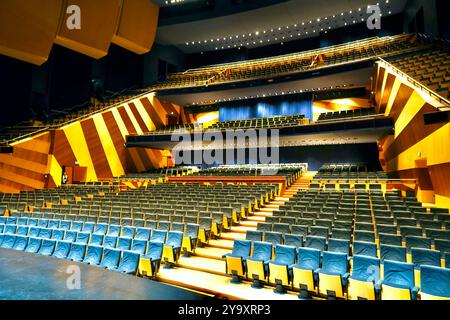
[0,248,212,300]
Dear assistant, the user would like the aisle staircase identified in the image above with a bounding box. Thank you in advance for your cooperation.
[155,177,307,300]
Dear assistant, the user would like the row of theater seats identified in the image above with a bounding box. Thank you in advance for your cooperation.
[316,107,376,122]
[223,240,450,299]
[313,162,389,182]
[0,217,203,276]
[152,34,423,90]
[389,49,450,100]
[207,114,305,130]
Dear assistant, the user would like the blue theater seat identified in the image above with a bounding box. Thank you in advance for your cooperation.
[379,233,402,247]
[354,230,375,243]
[63,230,76,242]
[100,248,121,270]
[76,232,91,244]
[434,239,450,258]
[411,248,441,286]
[5,225,17,235]
[135,227,151,241]
[117,237,132,250]
[59,220,71,230]
[104,236,118,248]
[93,223,108,235]
[151,230,167,243]
[376,225,398,235]
[82,222,95,233]
[348,255,381,300]
[382,260,418,300]
[6,217,17,225]
[309,226,329,239]
[51,229,65,241]
[405,236,431,253]
[182,223,199,255]
[353,241,378,258]
[28,218,38,227]
[71,221,83,232]
[24,237,42,253]
[131,239,148,255]
[291,225,309,238]
[37,219,48,228]
[12,235,29,251]
[305,235,327,252]
[90,234,104,246]
[0,217,6,224]
[318,251,350,299]
[17,218,28,226]
[53,240,71,259]
[284,234,303,248]
[223,240,252,278]
[67,243,87,262]
[246,230,263,242]
[292,247,321,294]
[331,229,351,241]
[117,250,140,274]
[245,241,272,286]
[420,265,450,300]
[83,245,103,266]
[264,231,283,245]
[1,234,16,249]
[139,241,163,277]
[162,231,183,264]
[328,239,350,254]
[122,226,136,238]
[38,239,56,256]
[268,244,296,289]
[39,228,52,239]
[107,225,121,237]
[48,220,60,229]
[380,244,407,263]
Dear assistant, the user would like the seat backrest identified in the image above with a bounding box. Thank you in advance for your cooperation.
[283,234,303,248]
[1,234,16,248]
[131,239,147,255]
[411,248,441,269]
[68,243,86,260]
[59,220,71,230]
[82,222,95,233]
[322,251,348,275]
[117,250,140,273]
[16,226,29,236]
[94,223,108,235]
[104,236,118,248]
[246,230,263,242]
[100,248,121,268]
[379,233,402,246]
[117,237,132,250]
[12,235,29,250]
[51,229,65,241]
[264,231,283,245]
[76,232,91,244]
[5,225,17,234]
[250,241,272,261]
[353,241,377,258]
[420,265,450,298]
[257,222,272,232]
[354,230,375,242]
[83,245,103,265]
[48,220,60,229]
[121,226,136,238]
[25,237,42,253]
[296,247,320,270]
[71,221,83,231]
[90,234,104,246]
[166,231,183,248]
[309,226,329,238]
[107,225,121,237]
[380,244,407,263]
[291,225,308,237]
[328,239,350,254]
[185,224,199,238]
[147,241,163,260]
[425,229,450,241]
[64,230,77,242]
[434,239,450,257]
[151,230,167,243]
[305,236,326,252]
[405,236,432,253]
[273,244,296,265]
[53,240,71,258]
[157,221,171,232]
[39,239,56,255]
[383,260,415,288]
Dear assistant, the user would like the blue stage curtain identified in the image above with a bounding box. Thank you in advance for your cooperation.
[219,94,313,121]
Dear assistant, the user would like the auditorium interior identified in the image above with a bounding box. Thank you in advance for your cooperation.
[1,0,450,301]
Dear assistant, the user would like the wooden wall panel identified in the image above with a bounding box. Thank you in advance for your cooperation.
[374,61,450,208]
[55,0,122,59]
[112,0,159,54]
[0,0,63,65]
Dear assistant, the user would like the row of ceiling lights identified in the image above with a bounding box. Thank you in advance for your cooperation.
[184,1,392,50]
[190,85,351,105]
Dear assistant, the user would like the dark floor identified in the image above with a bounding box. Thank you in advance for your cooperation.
[0,248,211,300]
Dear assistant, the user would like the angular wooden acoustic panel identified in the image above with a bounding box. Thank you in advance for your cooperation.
[112,0,159,54]
[55,0,122,59]
[0,0,63,65]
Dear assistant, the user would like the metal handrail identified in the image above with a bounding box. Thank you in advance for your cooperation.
[377,57,450,106]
